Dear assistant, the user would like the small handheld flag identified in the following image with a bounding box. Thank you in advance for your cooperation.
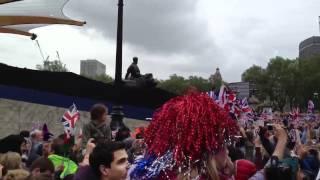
[61,103,80,139]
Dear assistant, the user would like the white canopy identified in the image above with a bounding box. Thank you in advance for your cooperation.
[0,0,85,39]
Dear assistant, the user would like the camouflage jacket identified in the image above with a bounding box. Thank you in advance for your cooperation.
[82,120,111,148]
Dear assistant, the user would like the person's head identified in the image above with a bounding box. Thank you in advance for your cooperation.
[30,130,43,142]
[235,159,257,180]
[0,152,22,170]
[41,142,52,158]
[89,141,129,180]
[228,145,244,162]
[55,134,65,146]
[30,157,54,177]
[26,173,54,180]
[259,126,270,139]
[4,169,30,180]
[131,139,146,157]
[19,131,30,139]
[90,104,108,123]
[133,93,238,180]
[265,156,299,180]
[50,143,65,157]
[0,135,26,155]
[246,131,254,143]
[132,57,138,64]
[115,127,131,142]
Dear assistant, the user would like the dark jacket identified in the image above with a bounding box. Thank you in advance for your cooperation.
[82,120,111,148]
[74,165,98,180]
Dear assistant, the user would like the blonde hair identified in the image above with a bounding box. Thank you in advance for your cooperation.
[4,169,30,180]
[0,152,22,170]
[206,156,220,180]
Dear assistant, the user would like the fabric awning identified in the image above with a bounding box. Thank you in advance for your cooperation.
[0,0,85,39]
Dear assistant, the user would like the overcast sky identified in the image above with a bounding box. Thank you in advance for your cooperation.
[0,0,319,82]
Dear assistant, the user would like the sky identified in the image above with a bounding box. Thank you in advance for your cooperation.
[0,0,320,82]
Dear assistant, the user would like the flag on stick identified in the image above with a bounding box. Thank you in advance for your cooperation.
[61,103,80,139]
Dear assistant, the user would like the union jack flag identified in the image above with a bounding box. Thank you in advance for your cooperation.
[207,85,254,121]
[217,85,228,107]
[61,103,80,137]
[239,98,252,114]
[207,90,216,100]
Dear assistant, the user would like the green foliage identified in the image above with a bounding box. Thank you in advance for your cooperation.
[188,76,212,92]
[36,60,68,72]
[242,65,265,83]
[242,56,320,111]
[157,74,189,94]
[158,74,211,95]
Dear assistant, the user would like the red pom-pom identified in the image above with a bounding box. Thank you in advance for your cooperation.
[145,92,238,165]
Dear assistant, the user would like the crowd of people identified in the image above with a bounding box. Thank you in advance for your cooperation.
[0,92,319,180]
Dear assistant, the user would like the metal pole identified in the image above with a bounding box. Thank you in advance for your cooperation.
[115,0,124,86]
[111,0,125,133]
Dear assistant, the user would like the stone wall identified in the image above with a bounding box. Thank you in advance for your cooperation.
[0,98,149,138]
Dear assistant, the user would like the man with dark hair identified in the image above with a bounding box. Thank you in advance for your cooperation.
[82,104,112,148]
[20,130,30,139]
[125,57,141,80]
[89,141,129,180]
[29,157,55,178]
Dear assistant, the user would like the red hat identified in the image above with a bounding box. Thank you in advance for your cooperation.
[235,159,257,180]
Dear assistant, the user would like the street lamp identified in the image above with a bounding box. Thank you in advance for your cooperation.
[115,0,124,86]
[111,0,125,132]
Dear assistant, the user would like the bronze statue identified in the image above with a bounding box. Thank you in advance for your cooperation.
[125,57,141,80]
[124,57,157,87]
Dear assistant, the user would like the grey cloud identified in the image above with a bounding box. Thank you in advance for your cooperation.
[66,0,217,55]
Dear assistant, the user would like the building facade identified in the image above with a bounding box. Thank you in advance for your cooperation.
[228,82,256,99]
[299,36,320,59]
[80,59,106,77]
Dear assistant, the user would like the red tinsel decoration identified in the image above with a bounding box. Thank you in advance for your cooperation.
[145,92,238,165]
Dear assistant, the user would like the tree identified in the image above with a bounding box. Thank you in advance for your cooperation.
[242,65,264,83]
[240,55,320,111]
[158,74,212,95]
[297,56,320,110]
[157,74,188,94]
[187,76,211,92]
[242,57,299,111]
[264,57,295,111]
[241,65,267,100]
[36,59,68,72]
